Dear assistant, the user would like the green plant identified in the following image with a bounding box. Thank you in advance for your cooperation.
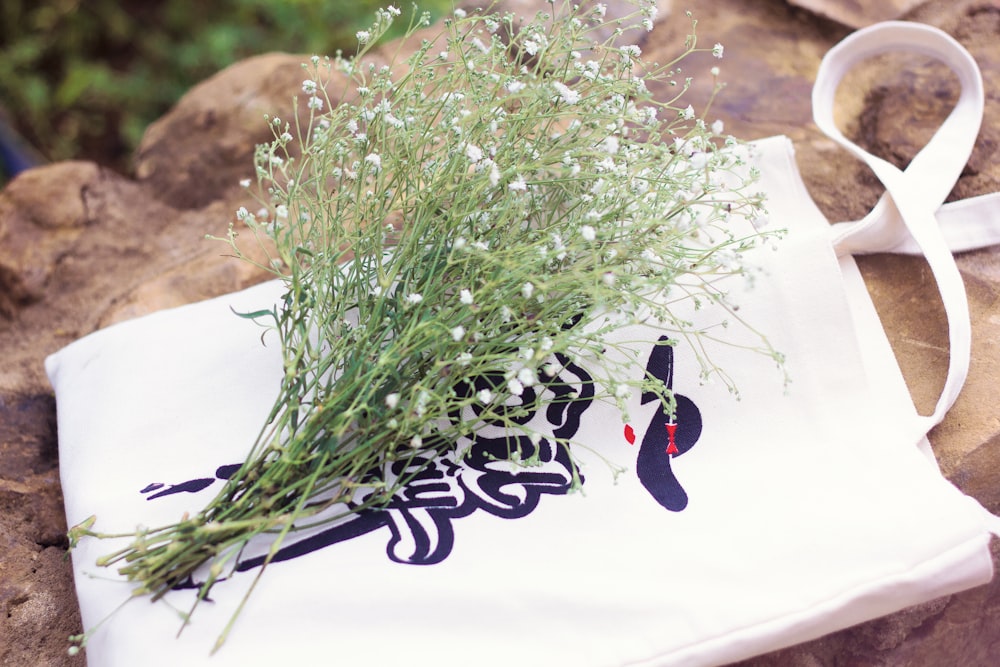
[69,0,781,654]
[0,0,451,180]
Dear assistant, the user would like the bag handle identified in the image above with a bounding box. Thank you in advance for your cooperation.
[834,192,1000,256]
[825,22,1000,256]
[814,21,983,430]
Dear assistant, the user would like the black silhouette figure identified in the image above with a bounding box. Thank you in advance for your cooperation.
[143,355,593,581]
[635,336,703,511]
[142,337,705,594]
[237,357,592,570]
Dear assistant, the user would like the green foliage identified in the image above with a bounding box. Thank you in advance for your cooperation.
[0,0,450,175]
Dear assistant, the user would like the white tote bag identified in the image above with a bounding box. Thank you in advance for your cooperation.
[46,22,1000,667]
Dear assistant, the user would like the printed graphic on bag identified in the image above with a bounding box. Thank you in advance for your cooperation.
[140,338,702,584]
[629,337,704,512]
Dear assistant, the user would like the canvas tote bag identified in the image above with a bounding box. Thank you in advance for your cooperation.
[45,21,1000,667]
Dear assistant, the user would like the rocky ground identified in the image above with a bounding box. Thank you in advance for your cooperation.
[3,0,1000,664]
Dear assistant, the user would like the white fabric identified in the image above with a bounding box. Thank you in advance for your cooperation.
[46,22,1000,667]
[833,192,1000,256]
[818,21,984,428]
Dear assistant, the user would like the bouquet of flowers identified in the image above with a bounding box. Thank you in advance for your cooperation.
[70,0,780,653]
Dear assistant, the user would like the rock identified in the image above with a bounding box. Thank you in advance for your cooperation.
[0,546,83,667]
[0,162,100,316]
[134,53,308,211]
[2,0,1000,665]
[788,0,930,28]
[0,394,81,667]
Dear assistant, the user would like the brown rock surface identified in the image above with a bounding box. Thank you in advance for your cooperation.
[788,0,931,28]
[2,1,1000,664]
[134,53,310,211]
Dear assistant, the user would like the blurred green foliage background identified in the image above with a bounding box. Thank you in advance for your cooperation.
[0,0,451,184]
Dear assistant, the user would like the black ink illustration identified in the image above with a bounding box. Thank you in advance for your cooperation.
[143,342,703,582]
[633,336,703,511]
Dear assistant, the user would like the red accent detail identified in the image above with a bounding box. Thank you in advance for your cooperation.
[624,424,636,445]
[666,423,679,455]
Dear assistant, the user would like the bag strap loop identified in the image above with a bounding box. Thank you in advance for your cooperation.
[815,22,983,429]
[834,192,1000,256]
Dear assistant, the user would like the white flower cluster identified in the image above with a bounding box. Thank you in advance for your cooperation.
[124,2,790,645]
[236,0,774,486]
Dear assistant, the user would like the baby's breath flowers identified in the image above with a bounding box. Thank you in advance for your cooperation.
[72,0,780,653]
